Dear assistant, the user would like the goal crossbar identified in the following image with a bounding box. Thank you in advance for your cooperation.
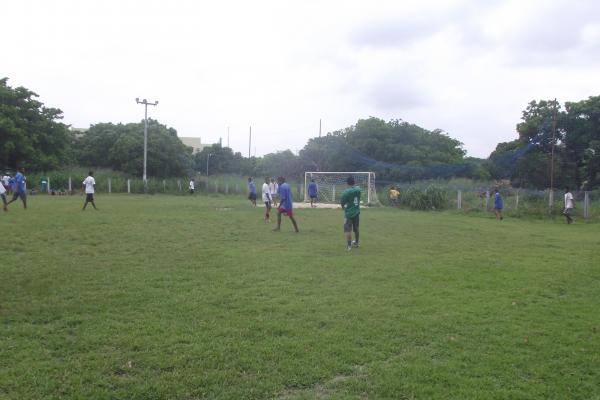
[304,171,378,205]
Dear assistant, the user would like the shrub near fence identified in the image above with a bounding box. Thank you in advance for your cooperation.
[382,182,598,221]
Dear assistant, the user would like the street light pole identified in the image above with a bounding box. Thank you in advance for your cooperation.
[135,98,158,183]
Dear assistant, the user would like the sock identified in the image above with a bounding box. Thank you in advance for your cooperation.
[347,240,352,247]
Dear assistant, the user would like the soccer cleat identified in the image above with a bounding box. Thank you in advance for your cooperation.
[352,241,359,248]
[347,245,352,251]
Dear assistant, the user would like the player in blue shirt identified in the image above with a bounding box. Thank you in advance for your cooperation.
[493,188,503,220]
[273,176,299,232]
[247,177,257,207]
[308,179,318,208]
[7,167,27,209]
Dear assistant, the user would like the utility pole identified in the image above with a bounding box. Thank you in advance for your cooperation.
[135,98,158,183]
[227,126,230,148]
[550,98,557,193]
[206,153,213,176]
[319,118,322,137]
[249,126,252,158]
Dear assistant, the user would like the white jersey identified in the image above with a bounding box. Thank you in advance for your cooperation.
[189,180,195,190]
[83,176,95,194]
[2,176,9,187]
[564,192,574,209]
[0,181,5,195]
[269,182,276,195]
[262,183,272,202]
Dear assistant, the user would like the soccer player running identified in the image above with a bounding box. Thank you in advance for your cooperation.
[262,177,272,223]
[308,178,318,208]
[247,177,257,207]
[563,187,575,224]
[273,176,299,232]
[7,167,27,209]
[341,176,361,251]
[493,188,503,220]
[82,171,98,210]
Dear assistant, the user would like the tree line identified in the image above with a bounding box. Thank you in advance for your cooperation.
[2,77,599,189]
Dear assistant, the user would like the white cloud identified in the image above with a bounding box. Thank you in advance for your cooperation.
[2,0,600,159]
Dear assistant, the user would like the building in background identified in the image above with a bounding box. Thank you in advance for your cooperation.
[179,137,206,154]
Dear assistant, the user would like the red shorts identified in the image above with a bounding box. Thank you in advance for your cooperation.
[278,207,293,217]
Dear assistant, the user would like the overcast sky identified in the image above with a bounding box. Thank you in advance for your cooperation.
[3,0,600,158]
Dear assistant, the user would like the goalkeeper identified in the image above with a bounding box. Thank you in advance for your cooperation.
[340,176,361,251]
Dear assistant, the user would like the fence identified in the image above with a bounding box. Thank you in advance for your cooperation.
[32,175,307,199]
[382,185,599,221]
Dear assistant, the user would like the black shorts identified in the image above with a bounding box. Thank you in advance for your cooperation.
[248,193,257,201]
[310,195,317,199]
[264,200,271,209]
[86,193,94,202]
[344,215,359,232]
[12,191,26,201]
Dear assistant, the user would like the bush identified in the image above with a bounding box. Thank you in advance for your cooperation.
[402,185,448,210]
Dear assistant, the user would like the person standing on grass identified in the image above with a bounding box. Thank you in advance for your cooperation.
[2,174,10,195]
[493,188,503,220]
[341,176,361,251]
[0,180,8,212]
[262,177,272,223]
[269,177,278,207]
[189,178,195,194]
[308,178,318,208]
[563,187,575,224]
[82,171,98,210]
[389,186,400,206]
[247,177,257,207]
[7,167,27,209]
[273,176,299,232]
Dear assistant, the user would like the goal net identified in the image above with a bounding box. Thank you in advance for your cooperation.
[304,172,379,205]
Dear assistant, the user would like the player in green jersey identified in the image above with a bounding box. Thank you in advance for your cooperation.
[340,176,361,251]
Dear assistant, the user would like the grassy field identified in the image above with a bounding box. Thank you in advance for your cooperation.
[1,194,599,399]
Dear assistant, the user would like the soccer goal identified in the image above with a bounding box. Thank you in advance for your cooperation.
[304,171,379,205]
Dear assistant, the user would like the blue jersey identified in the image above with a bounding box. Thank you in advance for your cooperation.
[278,183,293,210]
[248,181,256,194]
[15,172,25,193]
[308,182,318,197]
[494,192,503,209]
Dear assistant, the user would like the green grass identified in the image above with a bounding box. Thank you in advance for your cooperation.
[1,194,599,399]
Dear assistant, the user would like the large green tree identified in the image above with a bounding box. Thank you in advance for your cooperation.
[0,78,73,170]
[76,120,193,177]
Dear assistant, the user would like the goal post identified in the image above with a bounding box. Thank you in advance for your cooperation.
[304,171,379,205]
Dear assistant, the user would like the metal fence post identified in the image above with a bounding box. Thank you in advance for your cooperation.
[68,176,72,192]
[457,190,462,209]
[515,190,519,210]
[163,180,166,192]
[584,191,590,220]
[127,179,131,193]
[108,178,111,194]
[177,180,182,192]
[548,190,554,210]
[47,177,51,194]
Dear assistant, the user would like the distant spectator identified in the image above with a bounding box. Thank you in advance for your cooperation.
[389,187,400,206]
[247,177,257,207]
[308,179,318,208]
[493,188,503,220]
[563,187,574,224]
[82,171,98,211]
[189,178,195,194]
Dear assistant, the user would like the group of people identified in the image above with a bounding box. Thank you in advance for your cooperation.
[247,175,361,251]
[492,187,575,224]
[0,168,28,211]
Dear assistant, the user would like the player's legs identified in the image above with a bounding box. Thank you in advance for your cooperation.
[20,192,27,209]
[352,216,359,246]
[564,208,573,224]
[344,219,353,250]
[1,194,7,211]
[7,192,19,205]
[274,210,282,231]
[289,214,299,232]
[264,201,271,223]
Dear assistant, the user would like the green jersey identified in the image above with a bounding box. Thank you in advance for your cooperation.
[341,186,361,218]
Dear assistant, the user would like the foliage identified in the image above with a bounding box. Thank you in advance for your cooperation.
[75,120,193,177]
[401,184,448,210]
[0,77,73,170]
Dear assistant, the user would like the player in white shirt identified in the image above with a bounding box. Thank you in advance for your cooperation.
[189,178,195,194]
[0,180,7,211]
[563,187,574,224]
[269,177,279,207]
[262,177,273,223]
[82,171,98,210]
